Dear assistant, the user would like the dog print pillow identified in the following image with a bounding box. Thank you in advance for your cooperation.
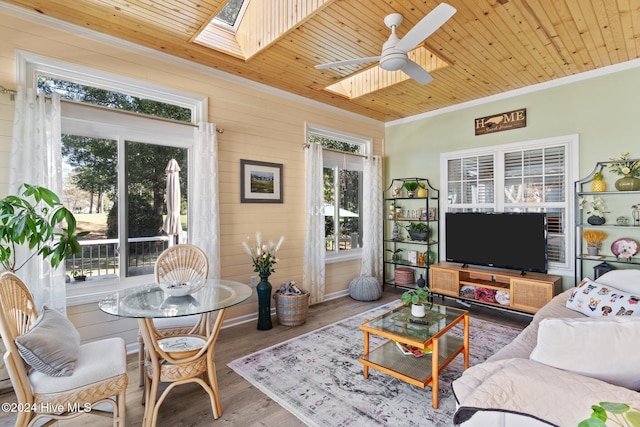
[566,278,640,317]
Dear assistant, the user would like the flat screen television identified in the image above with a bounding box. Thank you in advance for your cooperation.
[445,212,548,274]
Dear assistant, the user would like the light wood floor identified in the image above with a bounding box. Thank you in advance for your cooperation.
[0,288,532,427]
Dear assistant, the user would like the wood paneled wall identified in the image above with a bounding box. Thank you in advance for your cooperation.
[0,10,384,347]
[0,94,12,196]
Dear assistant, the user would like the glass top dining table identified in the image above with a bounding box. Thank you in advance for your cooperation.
[98,279,253,319]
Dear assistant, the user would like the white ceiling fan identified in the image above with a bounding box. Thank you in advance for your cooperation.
[315,3,456,85]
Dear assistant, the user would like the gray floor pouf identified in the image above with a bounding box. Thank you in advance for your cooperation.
[349,275,382,301]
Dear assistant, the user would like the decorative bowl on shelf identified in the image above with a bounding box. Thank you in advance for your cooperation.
[159,279,204,297]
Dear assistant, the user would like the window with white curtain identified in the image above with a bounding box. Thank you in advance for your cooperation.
[23,54,205,297]
[307,126,369,261]
[441,135,579,275]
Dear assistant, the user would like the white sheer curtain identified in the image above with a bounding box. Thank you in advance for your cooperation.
[361,155,383,281]
[303,143,325,303]
[9,88,65,313]
[191,123,220,279]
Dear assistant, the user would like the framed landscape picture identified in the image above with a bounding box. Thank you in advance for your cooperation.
[240,159,283,203]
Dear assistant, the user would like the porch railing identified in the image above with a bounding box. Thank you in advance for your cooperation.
[65,236,170,280]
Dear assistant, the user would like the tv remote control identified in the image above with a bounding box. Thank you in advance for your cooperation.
[409,318,429,325]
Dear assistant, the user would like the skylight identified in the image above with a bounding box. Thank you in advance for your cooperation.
[324,47,449,99]
[214,0,248,30]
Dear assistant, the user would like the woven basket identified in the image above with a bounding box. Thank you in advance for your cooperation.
[274,292,310,326]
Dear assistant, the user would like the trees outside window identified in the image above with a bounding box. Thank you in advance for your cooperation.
[38,76,193,282]
[307,130,367,257]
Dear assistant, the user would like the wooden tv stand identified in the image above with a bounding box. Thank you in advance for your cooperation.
[429,262,562,314]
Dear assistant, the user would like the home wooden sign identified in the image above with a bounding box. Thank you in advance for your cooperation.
[475,108,526,135]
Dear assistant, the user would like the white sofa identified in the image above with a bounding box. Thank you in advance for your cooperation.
[452,270,640,427]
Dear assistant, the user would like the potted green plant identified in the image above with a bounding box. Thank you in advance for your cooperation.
[401,288,433,317]
[0,184,87,273]
[386,248,403,262]
[404,222,429,241]
[578,195,609,225]
[403,181,419,198]
[71,268,87,282]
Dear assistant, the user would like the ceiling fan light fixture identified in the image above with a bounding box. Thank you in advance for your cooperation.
[380,53,408,71]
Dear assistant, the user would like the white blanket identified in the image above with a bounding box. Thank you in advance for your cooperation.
[452,358,640,427]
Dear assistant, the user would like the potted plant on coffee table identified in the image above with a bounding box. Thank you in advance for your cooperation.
[401,288,433,318]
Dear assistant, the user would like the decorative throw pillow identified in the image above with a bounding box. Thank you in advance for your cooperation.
[566,278,640,317]
[15,306,81,377]
[530,316,640,389]
[595,269,640,294]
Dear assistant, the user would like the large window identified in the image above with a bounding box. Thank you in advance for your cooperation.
[441,135,579,274]
[23,55,204,294]
[307,127,369,260]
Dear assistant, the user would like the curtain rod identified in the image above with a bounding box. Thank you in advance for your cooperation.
[0,85,16,101]
[303,143,369,159]
[0,85,224,134]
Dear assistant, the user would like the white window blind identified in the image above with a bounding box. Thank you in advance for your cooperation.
[441,136,578,275]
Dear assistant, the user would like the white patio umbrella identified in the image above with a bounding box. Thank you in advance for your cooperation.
[162,159,182,246]
[323,204,359,217]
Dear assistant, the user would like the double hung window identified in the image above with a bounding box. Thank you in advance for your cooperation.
[24,57,204,292]
[442,136,578,274]
[307,127,369,260]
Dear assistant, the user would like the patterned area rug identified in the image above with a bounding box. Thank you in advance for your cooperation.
[228,302,523,426]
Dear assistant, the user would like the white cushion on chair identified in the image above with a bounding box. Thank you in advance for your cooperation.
[29,337,127,394]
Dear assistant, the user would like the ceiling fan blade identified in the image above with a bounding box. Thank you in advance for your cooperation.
[315,56,381,70]
[396,3,456,53]
[402,60,433,85]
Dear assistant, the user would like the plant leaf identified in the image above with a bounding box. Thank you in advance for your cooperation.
[600,402,630,414]
[578,419,607,427]
[625,411,640,426]
[590,405,607,422]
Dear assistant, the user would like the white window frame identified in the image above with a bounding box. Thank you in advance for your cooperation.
[440,134,579,276]
[306,125,370,264]
[17,51,208,304]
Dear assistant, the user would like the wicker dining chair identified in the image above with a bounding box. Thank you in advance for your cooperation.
[138,244,209,388]
[0,272,128,427]
[139,309,224,426]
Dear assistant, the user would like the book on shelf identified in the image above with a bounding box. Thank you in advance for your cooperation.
[394,341,432,358]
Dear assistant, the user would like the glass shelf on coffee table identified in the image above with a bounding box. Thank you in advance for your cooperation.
[359,303,469,409]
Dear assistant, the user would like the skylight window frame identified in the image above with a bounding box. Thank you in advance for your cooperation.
[213,0,250,32]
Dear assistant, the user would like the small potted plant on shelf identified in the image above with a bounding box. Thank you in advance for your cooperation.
[578,195,609,225]
[403,181,419,198]
[404,222,429,241]
[386,248,403,262]
[607,151,640,191]
[401,288,433,318]
[582,230,607,257]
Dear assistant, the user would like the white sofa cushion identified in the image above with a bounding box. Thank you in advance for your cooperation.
[530,316,640,390]
[566,278,640,317]
[595,269,640,294]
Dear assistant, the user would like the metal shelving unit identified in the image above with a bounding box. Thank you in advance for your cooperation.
[574,160,640,285]
[383,178,439,290]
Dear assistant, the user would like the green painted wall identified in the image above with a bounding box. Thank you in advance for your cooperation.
[385,65,640,187]
[385,64,640,288]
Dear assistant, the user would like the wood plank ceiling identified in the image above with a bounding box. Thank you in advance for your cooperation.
[4,0,640,122]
